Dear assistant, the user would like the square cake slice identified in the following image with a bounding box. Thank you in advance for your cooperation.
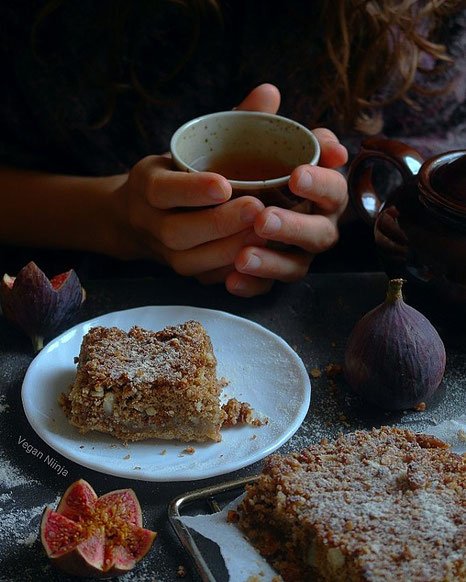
[236,427,466,582]
[61,320,226,442]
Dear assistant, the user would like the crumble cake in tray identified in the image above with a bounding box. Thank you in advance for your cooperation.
[236,427,466,582]
[61,321,227,442]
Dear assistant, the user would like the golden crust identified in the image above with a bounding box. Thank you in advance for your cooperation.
[61,321,226,442]
[237,427,466,582]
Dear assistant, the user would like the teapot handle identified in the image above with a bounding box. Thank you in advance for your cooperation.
[347,137,425,224]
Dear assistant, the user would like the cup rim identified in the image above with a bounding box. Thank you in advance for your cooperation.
[170,110,321,190]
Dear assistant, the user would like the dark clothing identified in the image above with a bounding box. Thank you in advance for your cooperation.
[0,1,464,277]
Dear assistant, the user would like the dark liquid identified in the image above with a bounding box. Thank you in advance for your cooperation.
[192,153,295,181]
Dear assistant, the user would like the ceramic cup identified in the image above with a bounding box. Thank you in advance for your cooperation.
[170,110,320,212]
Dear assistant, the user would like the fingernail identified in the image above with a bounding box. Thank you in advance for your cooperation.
[262,213,282,235]
[208,181,229,201]
[241,252,262,272]
[297,170,313,192]
[231,277,245,291]
[240,202,260,223]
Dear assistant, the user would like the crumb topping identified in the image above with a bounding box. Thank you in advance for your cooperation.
[61,321,226,443]
[78,323,215,388]
[238,427,465,582]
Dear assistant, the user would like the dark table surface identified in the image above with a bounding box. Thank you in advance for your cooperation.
[1,271,465,582]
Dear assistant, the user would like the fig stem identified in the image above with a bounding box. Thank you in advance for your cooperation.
[386,278,406,303]
[31,335,44,352]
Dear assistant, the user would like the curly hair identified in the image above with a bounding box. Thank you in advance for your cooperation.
[316,0,463,133]
[31,0,463,135]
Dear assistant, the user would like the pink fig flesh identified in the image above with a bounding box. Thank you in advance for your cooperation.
[40,479,157,578]
[0,261,85,351]
[56,478,98,521]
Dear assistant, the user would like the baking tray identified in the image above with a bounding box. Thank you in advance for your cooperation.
[168,475,258,582]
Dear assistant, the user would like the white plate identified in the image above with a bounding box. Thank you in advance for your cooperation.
[22,306,311,482]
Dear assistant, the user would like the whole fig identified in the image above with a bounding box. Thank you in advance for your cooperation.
[344,278,446,411]
[0,261,85,351]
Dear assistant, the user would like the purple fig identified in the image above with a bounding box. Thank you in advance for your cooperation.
[344,278,446,411]
[0,262,86,351]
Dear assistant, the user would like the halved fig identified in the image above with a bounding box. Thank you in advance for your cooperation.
[40,479,157,578]
[0,261,85,351]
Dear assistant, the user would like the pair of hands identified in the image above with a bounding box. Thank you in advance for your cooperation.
[115,84,348,297]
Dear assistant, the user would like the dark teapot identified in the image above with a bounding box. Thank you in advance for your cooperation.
[348,137,466,331]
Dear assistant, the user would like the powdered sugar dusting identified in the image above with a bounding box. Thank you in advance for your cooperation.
[0,456,40,489]
[0,396,40,490]
[0,495,59,548]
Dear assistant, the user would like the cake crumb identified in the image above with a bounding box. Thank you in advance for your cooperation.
[325,363,343,377]
[176,565,187,578]
[414,401,427,412]
[227,510,239,523]
[182,447,195,455]
[310,368,321,379]
[160,449,167,455]
[222,398,268,427]
[123,454,130,460]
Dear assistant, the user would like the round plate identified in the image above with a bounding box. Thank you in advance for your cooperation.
[22,306,311,481]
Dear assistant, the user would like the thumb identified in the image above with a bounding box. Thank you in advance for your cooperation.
[235,83,281,114]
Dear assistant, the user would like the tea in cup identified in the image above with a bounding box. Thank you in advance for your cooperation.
[170,110,320,212]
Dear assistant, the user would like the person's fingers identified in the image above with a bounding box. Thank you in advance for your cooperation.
[164,229,266,277]
[225,271,275,297]
[234,245,312,282]
[196,265,236,286]
[288,165,348,215]
[155,196,265,251]
[254,208,339,253]
[132,155,232,208]
[235,83,281,114]
[312,127,348,169]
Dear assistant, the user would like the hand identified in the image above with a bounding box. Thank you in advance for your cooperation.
[113,153,267,279]
[113,83,347,297]
[222,86,349,297]
[111,83,279,284]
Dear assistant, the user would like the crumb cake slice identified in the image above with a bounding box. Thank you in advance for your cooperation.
[236,427,466,582]
[61,321,226,442]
